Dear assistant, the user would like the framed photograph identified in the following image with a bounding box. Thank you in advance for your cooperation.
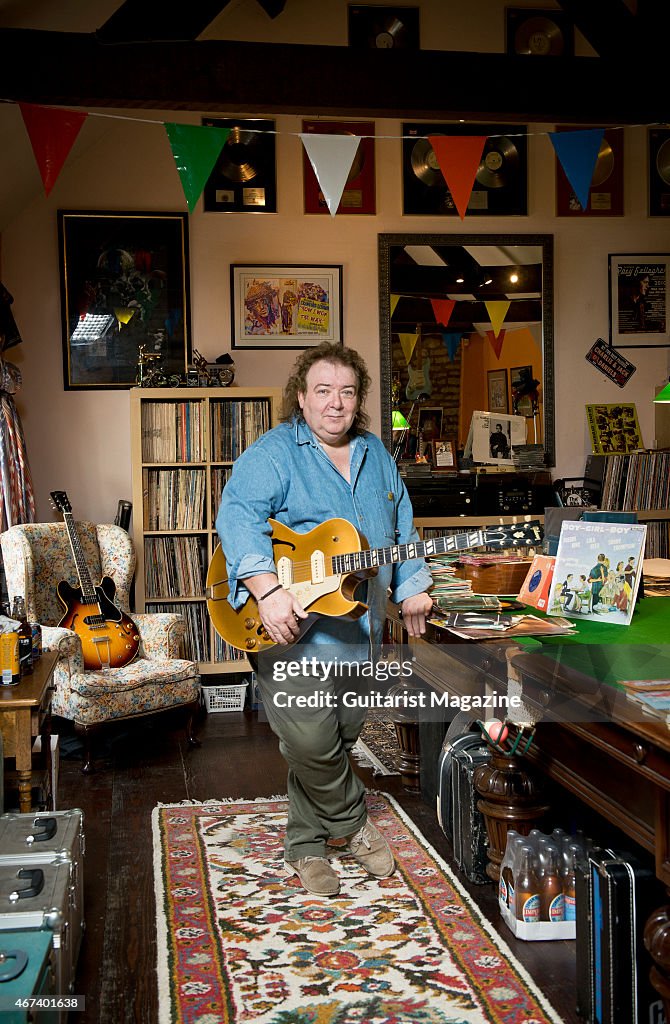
[417,406,443,442]
[487,369,509,414]
[608,253,670,348]
[58,211,191,390]
[231,264,343,349]
[431,438,458,472]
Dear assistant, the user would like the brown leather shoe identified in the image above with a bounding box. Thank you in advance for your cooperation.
[285,856,340,896]
[346,818,395,878]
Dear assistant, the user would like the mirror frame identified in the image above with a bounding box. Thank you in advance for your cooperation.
[378,232,555,467]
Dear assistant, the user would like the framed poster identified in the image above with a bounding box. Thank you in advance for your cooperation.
[487,369,509,414]
[431,438,458,471]
[231,265,342,349]
[609,253,670,348]
[58,211,191,390]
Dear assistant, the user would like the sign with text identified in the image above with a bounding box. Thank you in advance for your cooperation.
[585,337,636,387]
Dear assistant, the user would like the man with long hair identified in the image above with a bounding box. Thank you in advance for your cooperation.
[216,342,432,896]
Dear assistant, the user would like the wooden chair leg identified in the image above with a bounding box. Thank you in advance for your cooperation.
[74,722,102,773]
[184,698,201,748]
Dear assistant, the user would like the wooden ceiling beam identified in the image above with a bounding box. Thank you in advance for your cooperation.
[0,27,665,124]
[95,1,234,43]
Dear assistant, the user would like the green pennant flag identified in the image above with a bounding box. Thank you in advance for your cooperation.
[165,123,230,212]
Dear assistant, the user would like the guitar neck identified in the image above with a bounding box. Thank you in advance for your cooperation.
[63,512,98,603]
[332,529,490,574]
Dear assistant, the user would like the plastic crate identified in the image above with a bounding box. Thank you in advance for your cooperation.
[203,683,247,713]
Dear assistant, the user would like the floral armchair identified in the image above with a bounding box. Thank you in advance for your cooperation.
[0,522,201,771]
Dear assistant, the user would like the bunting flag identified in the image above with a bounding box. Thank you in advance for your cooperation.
[528,323,543,350]
[114,307,136,327]
[390,294,401,317]
[299,133,362,216]
[427,135,487,220]
[164,123,231,212]
[430,298,456,329]
[485,329,507,360]
[19,102,88,196]
[548,127,605,211]
[484,300,511,338]
[398,332,418,365]
[441,331,463,361]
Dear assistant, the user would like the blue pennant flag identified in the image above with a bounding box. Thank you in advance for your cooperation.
[548,128,605,212]
[441,331,463,361]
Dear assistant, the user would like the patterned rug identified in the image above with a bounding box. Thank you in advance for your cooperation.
[153,793,565,1024]
[351,713,401,776]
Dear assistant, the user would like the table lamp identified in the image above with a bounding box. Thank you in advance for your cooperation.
[392,409,410,461]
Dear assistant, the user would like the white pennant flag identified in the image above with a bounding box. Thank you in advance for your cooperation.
[300,133,362,216]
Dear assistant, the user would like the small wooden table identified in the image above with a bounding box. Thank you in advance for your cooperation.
[0,652,57,812]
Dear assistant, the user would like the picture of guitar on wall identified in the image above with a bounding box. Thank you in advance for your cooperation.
[50,491,140,670]
[405,335,432,400]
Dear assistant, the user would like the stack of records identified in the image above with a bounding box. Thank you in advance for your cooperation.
[642,557,670,597]
[429,555,474,605]
[512,444,546,469]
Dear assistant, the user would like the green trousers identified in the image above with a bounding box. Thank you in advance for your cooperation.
[256,666,368,861]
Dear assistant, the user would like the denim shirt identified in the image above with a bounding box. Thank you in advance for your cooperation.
[215,417,433,648]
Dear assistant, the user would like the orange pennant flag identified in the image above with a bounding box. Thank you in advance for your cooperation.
[428,135,487,220]
[485,329,506,360]
[430,298,456,328]
[19,102,88,196]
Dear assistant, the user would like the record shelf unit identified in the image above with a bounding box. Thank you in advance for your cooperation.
[130,386,283,675]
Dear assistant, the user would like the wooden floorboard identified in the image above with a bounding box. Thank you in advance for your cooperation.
[55,707,580,1024]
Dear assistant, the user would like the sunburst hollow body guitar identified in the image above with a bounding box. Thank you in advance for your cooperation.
[50,490,140,670]
[206,516,542,653]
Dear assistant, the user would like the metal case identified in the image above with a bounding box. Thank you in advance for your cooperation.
[0,811,84,1001]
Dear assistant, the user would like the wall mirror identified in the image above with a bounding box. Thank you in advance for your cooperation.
[378,233,555,468]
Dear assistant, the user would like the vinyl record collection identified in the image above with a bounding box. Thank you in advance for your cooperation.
[142,467,206,530]
[140,401,205,462]
[209,399,272,461]
[144,536,206,598]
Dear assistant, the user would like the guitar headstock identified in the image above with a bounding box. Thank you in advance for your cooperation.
[483,521,543,550]
[50,490,72,515]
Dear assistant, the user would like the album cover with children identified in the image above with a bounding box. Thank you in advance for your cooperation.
[547,520,647,626]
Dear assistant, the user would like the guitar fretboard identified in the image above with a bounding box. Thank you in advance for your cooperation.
[331,529,493,574]
[63,512,98,603]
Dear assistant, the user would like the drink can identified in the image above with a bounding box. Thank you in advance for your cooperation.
[30,622,42,665]
[0,632,21,685]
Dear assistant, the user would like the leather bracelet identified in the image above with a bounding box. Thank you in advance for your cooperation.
[258,583,283,602]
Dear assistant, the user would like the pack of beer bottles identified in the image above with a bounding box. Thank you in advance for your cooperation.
[498,827,588,940]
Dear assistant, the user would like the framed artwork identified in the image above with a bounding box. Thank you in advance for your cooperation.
[555,128,623,216]
[608,253,670,348]
[417,406,443,442]
[648,128,670,216]
[431,438,458,472]
[231,264,343,349]
[487,369,509,414]
[302,120,376,214]
[58,211,191,390]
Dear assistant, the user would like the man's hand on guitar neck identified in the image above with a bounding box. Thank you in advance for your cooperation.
[246,574,309,645]
[400,592,434,637]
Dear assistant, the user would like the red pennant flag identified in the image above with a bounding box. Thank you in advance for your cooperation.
[428,135,487,220]
[485,329,506,360]
[19,103,88,196]
[430,298,456,328]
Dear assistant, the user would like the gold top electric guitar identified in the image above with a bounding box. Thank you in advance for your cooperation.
[50,491,140,670]
[206,516,542,653]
